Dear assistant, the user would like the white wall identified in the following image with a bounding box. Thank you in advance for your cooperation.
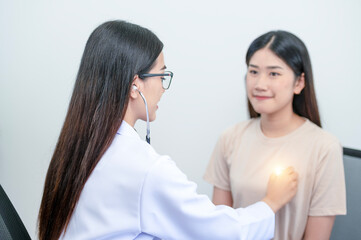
[0,0,360,238]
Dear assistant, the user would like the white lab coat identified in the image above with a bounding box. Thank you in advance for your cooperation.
[61,121,275,240]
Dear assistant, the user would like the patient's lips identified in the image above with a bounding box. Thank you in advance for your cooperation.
[254,95,273,100]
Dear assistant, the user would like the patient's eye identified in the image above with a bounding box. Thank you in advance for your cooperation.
[249,69,258,75]
[270,72,280,77]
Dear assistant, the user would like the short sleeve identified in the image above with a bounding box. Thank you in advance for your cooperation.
[203,133,231,191]
[309,141,347,216]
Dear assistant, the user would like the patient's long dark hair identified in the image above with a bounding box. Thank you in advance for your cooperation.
[245,30,321,127]
[38,20,163,240]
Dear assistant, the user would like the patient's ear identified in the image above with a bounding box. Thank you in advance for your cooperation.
[294,73,305,95]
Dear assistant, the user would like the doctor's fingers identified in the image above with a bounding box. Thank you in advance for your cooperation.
[284,167,298,177]
[284,170,298,190]
[288,172,298,184]
[289,173,298,190]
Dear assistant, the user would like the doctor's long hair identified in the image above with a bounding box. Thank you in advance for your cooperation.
[245,30,321,127]
[38,20,163,240]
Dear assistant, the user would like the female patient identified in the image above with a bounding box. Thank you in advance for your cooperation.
[38,21,298,240]
[204,30,346,240]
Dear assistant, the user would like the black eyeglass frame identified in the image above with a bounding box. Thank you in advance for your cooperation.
[139,71,173,90]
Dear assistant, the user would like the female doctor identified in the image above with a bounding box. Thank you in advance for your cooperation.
[38,20,298,240]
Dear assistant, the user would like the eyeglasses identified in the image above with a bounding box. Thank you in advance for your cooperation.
[139,71,173,90]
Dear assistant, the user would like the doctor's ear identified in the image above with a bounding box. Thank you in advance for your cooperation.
[129,76,142,98]
[129,84,139,99]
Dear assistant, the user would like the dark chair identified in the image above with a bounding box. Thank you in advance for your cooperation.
[330,147,361,240]
[0,184,31,240]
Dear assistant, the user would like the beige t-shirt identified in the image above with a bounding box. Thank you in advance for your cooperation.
[204,118,346,240]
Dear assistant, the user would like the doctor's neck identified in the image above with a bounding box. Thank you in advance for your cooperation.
[123,104,138,127]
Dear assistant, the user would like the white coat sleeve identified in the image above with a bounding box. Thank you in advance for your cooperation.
[140,157,275,240]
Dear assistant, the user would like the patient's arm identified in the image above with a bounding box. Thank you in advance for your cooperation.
[212,186,233,207]
[303,216,335,240]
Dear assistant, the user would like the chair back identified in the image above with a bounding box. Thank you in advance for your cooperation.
[331,148,361,240]
[0,184,31,240]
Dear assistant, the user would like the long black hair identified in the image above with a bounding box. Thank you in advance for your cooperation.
[245,30,321,127]
[38,20,163,240]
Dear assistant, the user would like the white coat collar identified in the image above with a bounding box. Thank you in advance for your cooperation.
[116,120,140,139]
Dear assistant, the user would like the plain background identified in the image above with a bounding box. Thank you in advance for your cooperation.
[1,0,360,238]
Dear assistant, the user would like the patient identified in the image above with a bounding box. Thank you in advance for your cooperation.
[204,30,346,240]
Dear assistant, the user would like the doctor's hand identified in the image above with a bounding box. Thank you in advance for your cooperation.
[262,166,298,213]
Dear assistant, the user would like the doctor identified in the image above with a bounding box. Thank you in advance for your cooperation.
[38,20,298,240]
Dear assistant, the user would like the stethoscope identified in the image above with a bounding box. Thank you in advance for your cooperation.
[132,85,151,144]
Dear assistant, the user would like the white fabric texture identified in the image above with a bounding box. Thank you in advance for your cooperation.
[61,121,275,240]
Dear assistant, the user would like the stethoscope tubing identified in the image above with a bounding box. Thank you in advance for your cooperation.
[137,90,151,144]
